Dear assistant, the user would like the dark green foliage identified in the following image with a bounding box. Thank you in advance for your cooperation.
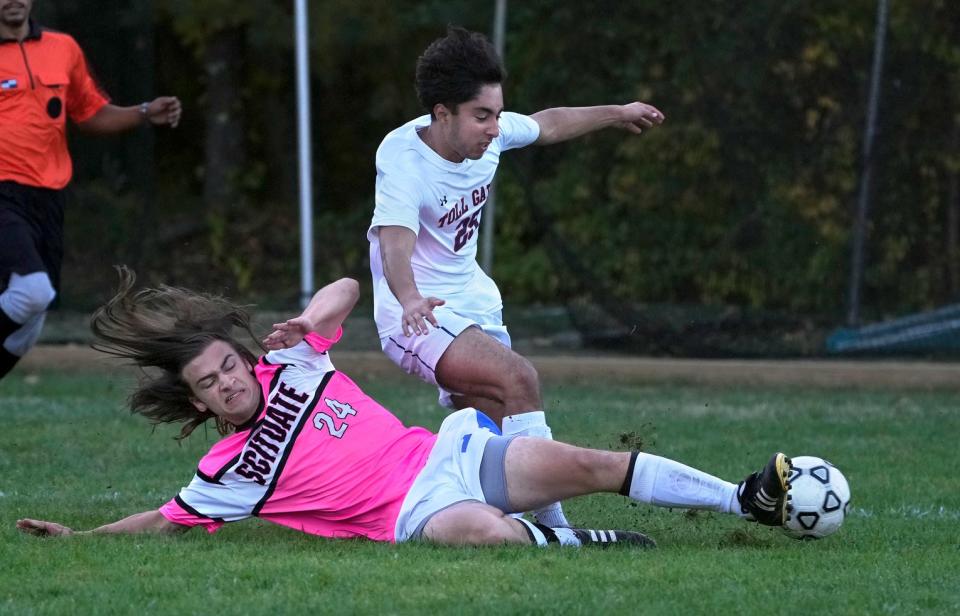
[37,2,960,330]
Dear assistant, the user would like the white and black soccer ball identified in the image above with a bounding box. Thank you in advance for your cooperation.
[782,455,851,540]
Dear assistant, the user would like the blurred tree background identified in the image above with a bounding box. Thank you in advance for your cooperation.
[31,0,960,355]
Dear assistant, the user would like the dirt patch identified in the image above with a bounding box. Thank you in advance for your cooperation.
[16,344,960,389]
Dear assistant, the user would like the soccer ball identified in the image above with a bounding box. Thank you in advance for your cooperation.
[782,455,851,540]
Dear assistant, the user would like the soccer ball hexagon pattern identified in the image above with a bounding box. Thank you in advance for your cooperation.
[782,455,851,540]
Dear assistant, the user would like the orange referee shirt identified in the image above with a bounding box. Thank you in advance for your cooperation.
[0,20,109,190]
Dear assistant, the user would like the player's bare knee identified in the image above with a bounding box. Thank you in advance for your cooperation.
[21,289,55,316]
[3,273,56,318]
[504,355,540,404]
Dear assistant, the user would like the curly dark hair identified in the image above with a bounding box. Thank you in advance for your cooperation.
[415,25,506,118]
[90,267,262,440]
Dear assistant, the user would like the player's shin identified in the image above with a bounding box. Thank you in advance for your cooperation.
[620,451,741,514]
[502,411,571,527]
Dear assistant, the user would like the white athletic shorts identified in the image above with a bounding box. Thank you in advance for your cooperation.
[393,408,502,543]
[379,307,511,408]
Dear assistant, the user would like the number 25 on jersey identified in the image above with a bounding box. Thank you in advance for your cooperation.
[453,211,481,252]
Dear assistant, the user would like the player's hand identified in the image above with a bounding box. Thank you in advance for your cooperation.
[615,102,664,135]
[146,96,182,128]
[262,316,313,350]
[400,297,445,336]
[16,518,75,537]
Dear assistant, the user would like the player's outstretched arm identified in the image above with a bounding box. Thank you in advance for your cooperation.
[531,102,665,145]
[17,510,188,538]
[263,278,360,349]
[378,226,445,336]
[77,97,183,134]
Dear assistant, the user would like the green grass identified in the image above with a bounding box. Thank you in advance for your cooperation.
[2,369,959,615]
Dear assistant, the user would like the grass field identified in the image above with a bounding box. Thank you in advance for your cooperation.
[2,365,959,615]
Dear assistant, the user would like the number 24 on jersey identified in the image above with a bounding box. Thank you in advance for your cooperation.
[314,398,357,438]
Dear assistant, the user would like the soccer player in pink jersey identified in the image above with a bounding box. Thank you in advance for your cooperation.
[17,269,791,547]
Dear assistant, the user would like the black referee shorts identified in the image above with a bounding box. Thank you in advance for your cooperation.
[0,180,65,295]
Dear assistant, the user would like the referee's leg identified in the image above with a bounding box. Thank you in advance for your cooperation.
[0,303,20,377]
[0,271,56,379]
[0,185,61,380]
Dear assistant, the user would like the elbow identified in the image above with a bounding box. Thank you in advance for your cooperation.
[339,278,360,303]
[74,119,97,135]
[160,517,191,535]
[317,278,360,311]
[530,112,556,146]
[154,510,189,534]
[318,277,359,295]
[533,128,557,146]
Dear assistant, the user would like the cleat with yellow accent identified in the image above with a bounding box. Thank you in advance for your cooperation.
[737,452,792,526]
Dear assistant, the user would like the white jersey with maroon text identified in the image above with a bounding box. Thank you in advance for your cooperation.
[367,112,540,336]
[159,329,438,541]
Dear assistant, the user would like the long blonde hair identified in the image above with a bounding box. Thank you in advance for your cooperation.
[90,267,262,439]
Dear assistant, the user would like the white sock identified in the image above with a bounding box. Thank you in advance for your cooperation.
[502,411,571,527]
[620,451,739,514]
[516,519,582,547]
[501,411,551,438]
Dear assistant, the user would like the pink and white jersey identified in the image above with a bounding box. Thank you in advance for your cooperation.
[159,328,437,542]
[367,112,541,336]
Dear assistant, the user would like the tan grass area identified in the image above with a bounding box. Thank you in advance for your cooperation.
[18,344,960,389]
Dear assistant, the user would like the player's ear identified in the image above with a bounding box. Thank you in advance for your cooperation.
[433,103,451,122]
[189,396,208,414]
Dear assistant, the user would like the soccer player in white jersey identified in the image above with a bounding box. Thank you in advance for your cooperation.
[17,269,791,547]
[368,27,665,528]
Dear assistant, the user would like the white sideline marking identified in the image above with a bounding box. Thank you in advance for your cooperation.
[850,505,960,520]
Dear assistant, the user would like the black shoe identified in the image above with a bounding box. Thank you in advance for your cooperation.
[0,348,20,380]
[571,528,657,548]
[737,452,791,526]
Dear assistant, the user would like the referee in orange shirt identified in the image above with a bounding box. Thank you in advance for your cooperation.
[0,0,181,379]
